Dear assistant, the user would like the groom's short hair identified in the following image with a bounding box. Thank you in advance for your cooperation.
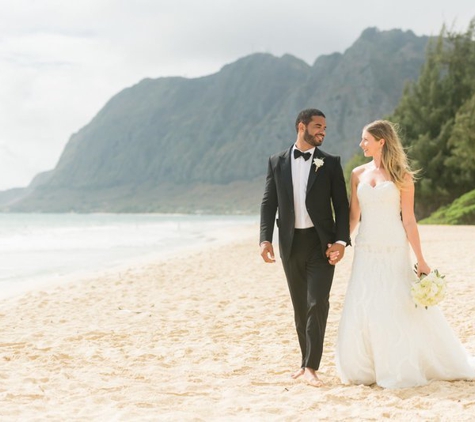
[295,109,326,133]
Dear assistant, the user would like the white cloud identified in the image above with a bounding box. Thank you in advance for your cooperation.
[0,0,474,190]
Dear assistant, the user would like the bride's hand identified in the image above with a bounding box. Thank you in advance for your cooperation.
[416,261,431,277]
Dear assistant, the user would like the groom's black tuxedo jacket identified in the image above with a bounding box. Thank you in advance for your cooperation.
[260,145,350,262]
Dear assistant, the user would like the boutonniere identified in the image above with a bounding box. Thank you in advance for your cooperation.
[313,157,324,172]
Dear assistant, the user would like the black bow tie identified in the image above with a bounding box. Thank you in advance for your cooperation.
[294,149,312,161]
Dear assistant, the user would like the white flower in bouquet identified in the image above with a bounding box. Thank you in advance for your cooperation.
[411,266,447,309]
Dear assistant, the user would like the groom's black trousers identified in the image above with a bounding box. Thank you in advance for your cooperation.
[281,228,335,370]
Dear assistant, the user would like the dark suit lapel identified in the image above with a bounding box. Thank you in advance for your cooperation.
[280,146,294,203]
[306,148,325,194]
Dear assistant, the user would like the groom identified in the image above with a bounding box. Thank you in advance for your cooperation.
[260,108,350,386]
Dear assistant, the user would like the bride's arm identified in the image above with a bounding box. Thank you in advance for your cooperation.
[400,175,430,276]
[349,171,361,235]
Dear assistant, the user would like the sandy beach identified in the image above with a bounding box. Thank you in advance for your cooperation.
[0,225,474,421]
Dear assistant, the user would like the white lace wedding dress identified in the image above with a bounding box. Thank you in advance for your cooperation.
[336,181,475,389]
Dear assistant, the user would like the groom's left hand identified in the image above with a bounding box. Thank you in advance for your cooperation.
[326,243,345,265]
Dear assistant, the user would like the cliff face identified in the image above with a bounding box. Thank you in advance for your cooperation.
[4,28,429,213]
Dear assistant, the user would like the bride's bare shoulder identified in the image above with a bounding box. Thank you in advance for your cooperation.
[350,165,366,188]
[351,163,369,178]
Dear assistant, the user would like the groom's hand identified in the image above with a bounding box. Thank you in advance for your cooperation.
[260,241,276,263]
[326,243,345,265]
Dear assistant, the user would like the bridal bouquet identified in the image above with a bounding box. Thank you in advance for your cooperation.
[411,265,447,309]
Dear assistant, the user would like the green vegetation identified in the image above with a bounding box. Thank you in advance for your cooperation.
[388,19,475,219]
[420,189,475,225]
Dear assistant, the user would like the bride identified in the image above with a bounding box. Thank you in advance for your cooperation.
[335,119,475,389]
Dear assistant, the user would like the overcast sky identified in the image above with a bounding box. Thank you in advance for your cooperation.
[0,0,474,190]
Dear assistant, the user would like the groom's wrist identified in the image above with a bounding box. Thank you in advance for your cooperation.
[335,240,346,247]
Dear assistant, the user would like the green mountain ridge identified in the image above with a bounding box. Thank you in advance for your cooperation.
[0,27,430,213]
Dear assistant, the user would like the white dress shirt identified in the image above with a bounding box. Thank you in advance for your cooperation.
[291,145,315,229]
[291,145,346,246]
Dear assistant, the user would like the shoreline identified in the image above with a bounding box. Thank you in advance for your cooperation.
[0,224,474,420]
[0,218,258,302]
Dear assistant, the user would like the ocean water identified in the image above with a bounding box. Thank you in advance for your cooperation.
[0,213,258,299]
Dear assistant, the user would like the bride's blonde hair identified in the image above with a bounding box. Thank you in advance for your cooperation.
[364,120,416,189]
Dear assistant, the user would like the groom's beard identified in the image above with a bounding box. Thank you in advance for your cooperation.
[304,128,324,147]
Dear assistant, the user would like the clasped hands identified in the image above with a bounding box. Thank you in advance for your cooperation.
[326,242,345,265]
[260,241,344,265]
